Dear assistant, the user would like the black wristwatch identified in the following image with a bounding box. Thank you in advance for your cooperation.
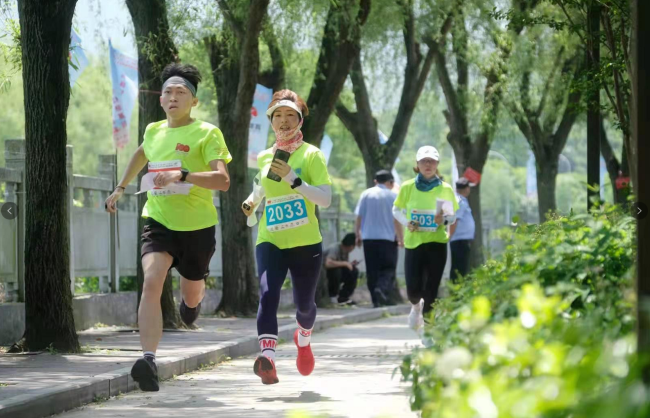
[290,177,303,189]
[180,168,189,182]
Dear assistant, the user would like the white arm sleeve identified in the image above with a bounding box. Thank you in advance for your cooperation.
[283,170,332,208]
[392,205,409,226]
[246,183,266,206]
[245,180,266,227]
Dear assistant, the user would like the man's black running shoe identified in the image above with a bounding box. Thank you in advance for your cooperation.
[131,357,159,392]
[180,300,201,326]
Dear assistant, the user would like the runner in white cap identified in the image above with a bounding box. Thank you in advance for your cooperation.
[392,146,458,333]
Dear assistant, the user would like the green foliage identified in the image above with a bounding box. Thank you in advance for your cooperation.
[119,276,138,292]
[0,14,21,92]
[75,277,100,294]
[494,0,632,138]
[402,206,648,417]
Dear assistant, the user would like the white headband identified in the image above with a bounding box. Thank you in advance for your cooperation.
[266,99,303,120]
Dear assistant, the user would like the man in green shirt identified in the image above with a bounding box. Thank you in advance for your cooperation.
[105,63,231,392]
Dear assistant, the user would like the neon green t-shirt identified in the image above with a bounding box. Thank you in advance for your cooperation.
[256,143,332,249]
[141,120,232,231]
[394,178,459,249]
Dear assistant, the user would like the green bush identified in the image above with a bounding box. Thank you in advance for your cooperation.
[119,276,138,292]
[401,206,649,418]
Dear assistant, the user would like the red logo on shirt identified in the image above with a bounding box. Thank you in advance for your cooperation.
[175,143,190,153]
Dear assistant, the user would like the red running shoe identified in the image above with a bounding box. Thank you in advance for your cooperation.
[294,329,315,376]
[253,355,279,385]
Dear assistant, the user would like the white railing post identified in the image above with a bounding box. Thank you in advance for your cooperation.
[67,145,75,295]
[98,154,118,293]
[5,139,25,302]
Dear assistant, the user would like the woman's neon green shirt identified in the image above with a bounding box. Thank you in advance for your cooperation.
[256,143,332,249]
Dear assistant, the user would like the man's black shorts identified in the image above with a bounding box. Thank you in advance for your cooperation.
[141,218,216,281]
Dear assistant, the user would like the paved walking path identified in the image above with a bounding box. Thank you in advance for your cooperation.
[0,304,411,418]
[55,315,419,418]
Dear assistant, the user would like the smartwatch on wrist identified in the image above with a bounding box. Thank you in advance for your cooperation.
[290,177,303,189]
[180,168,189,182]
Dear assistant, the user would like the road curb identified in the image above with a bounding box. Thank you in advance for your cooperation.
[0,305,409,418]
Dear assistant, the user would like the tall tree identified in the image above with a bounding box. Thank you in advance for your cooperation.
[508,45,583,220]
[427,1,512,267]
[16,0,80,351]
[303,0,371,147]
[297,0,371,305]
[528,0,637,196]
[204,0,271,316]
[125,0,185,329]
[335,0,435,187]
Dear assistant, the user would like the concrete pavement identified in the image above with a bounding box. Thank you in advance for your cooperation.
[0,305,411,418]
[55,315,419,418]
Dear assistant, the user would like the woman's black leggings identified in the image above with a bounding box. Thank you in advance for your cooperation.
[404,242,448,314]
[256,242,323,338]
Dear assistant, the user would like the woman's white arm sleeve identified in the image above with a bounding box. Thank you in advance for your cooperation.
[247,183,266,206]
[283,170,332,208]
[245,182,266,228]
[392,205,409,226]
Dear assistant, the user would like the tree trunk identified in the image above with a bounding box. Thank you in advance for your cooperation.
[205,0,270,316]
[362,154,390,188]
[126,0,185,329]
[17,0,80,352]
[509,62,582,223]
[207,35,258,316]
[303,0,370,147]
[535,154,559,221]
[468,183,484,267]
[335,0,433,187]
[632,0,650,381]
[587,3,601,211]
[428,10,504,269]
[600,119,629,204]
[453,143,489,268]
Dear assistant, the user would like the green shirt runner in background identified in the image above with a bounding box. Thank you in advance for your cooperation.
[142,120,232,231]
[394,178,459,249]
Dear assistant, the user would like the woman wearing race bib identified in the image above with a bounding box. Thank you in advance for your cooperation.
[392,146,458,333]
[104,64,231,392]
[241,90,332,385]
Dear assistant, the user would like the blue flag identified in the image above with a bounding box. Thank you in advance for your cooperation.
[109,40,138,149]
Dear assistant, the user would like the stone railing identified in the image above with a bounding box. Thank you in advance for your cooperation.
[0,139,354,303]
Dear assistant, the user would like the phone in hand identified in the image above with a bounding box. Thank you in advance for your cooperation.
[242,202,251,211]
[267,149,291,182]
[351,260,360,267]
